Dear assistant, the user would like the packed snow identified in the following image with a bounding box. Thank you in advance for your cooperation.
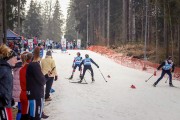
[43,50,180,120]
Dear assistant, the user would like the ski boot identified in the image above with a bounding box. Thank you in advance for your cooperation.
[169,83,174,87]
[77,79,83,83]
[69,75,73,80]
[153,83,156,87]
[79,74,83,79]
[92,78,95,82]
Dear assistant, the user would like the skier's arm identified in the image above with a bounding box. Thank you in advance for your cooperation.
[90,59,99,68]
[157,62,165,70]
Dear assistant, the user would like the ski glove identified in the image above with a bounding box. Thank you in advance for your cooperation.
[97,65,99,68]
[55,76,58,81]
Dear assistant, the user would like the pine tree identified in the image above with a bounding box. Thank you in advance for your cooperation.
[24,0,42,38]
[51,0,63,41]
[65,0,77,41]
[6,0,26,30]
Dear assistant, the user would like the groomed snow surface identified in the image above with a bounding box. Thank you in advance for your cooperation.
[44,50,180,120]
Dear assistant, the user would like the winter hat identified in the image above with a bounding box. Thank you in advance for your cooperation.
[46,51,52,56]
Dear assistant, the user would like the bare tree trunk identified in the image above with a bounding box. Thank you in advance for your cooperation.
[102,0,105,44]
[122,0,128,44]
[141,1,144,42]
[107,0,110,47]
[2,0,6,44]
[132,0,136,42]
[164,1,168,58]
[178,24,180,65]
[0,0,3,44]
[128,0,132,42]
[168,3,174,59]
[155,0,159,63]
[18,0,20,35]
[98,0,101,41]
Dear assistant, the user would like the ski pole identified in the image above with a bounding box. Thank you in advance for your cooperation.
[145,74,154,82]
[98,68,107,82]
[83,78,88,84]
[165,77,168,83]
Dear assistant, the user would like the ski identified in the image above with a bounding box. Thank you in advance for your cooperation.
[70,81,88,84]
[65,78,74,80]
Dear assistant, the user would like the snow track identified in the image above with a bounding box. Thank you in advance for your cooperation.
[44,50,180,120]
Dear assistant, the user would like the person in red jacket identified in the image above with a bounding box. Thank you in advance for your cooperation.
[19,52,32,120]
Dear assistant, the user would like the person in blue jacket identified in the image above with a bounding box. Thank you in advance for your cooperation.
[153,56,175,87]
[78,54,99,83]
[69,52,82,79]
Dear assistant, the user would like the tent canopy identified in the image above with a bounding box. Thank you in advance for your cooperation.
[6,29,21,40]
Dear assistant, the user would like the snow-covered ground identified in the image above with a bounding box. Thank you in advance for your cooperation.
[44,50,180,120]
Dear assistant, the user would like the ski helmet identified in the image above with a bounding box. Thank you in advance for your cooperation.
[85,54,89,58]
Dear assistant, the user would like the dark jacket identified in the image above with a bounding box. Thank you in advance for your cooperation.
[157,60,175,72]
[0,59,13,108]
[26,62,46,99]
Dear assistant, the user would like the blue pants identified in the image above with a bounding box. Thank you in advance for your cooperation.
[16,102,21,120]
[155,70,172,85]
[29,98,44,120]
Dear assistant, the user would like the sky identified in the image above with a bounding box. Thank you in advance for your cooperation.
[26,0,70,19]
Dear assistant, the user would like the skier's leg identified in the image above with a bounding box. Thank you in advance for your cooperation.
[78,67,87,83]
[78,65,83,77]
[154,70,166,86]
[89,67,94,81]
[167,71,173,86]
[69,65,77,79]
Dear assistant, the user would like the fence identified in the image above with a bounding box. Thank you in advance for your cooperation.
[88,46,180,80]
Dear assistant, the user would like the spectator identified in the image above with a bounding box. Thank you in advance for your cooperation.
[12,54,23,120]
[41,51,58,101]
[0,44,18,120]
[19,52,32,120]
[26,47,47,120]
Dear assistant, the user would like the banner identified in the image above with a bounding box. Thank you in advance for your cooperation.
[77,39,81,49]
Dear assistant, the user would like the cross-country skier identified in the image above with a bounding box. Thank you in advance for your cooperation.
[153,56,175,87]
[78,54,99,83]
[69,52,83,79]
